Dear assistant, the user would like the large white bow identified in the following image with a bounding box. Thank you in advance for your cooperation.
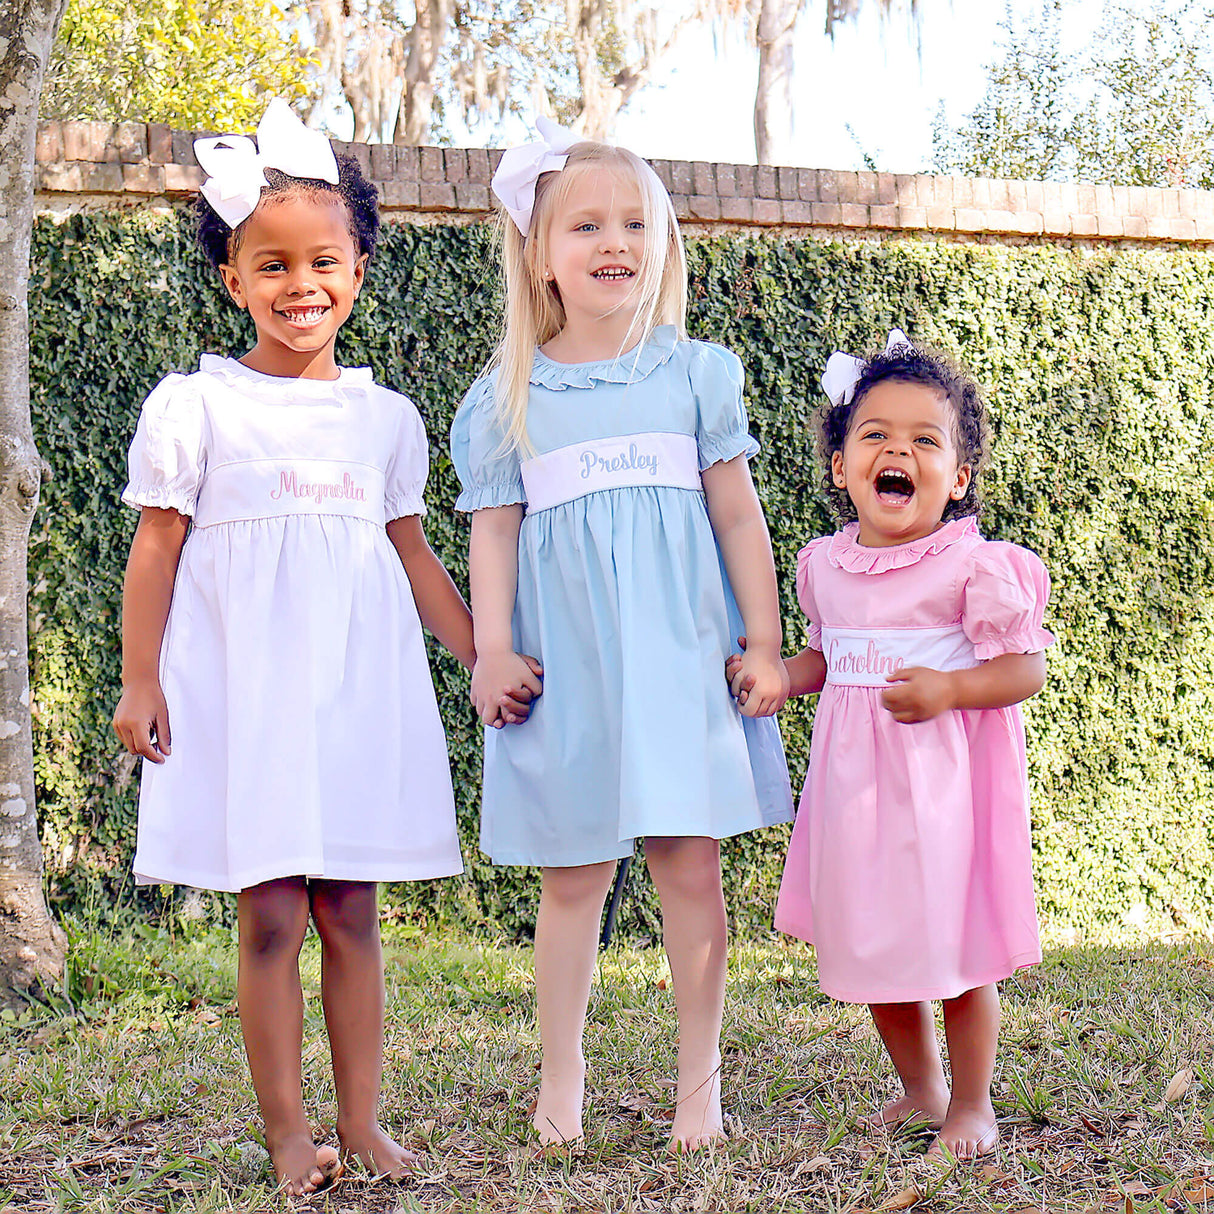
[821,328,912,406]
[195,99,340,229]
[492,116,582,236]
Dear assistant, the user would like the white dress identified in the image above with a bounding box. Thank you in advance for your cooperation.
[123,355,463,892]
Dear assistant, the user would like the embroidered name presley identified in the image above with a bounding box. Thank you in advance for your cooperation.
[270,469,367,506]
[579,442,659,479]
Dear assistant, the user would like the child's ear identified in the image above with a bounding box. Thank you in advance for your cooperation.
[352,252,369,297]
[218,263,246,310]
[950,463,972,499]
[830,450,846,488]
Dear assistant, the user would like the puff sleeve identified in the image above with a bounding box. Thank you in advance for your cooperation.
[384,396,429,520]
[121,374,206,516]
[688,341,760,470]
[449,375,526,512]
[960,541,1055,661]
[795,537,829,650]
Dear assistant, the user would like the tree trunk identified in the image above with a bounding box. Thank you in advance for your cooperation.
[754,0,797,163]
[0,0,70,1009]
[394,0,453,144]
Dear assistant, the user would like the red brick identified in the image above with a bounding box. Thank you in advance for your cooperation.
[444,148,468,183]
[855,171,879,203]
[716,164,736,197]
[832,171,861,203]
[753,198,781,223]
[839,202,868,226]
[876,172,897,203]
[648,159,671,190]
[969,179,992,208]
[487,148,505,173]
[689,194,721,220]
[467,147,490,184]
[1168,217,1197,239]
[781,200,813,224]
[419,146,444,182]
[811,202,843,225]
[894,174,918,206]
[898,206,927,228]
[172,130,199,166]
[1024,181,1044,211]
[733,163,756,196]
[63,120,95,161]
[798,168,816,201]
[1095,214,1123,238]
[693,161,715,195]
[383,180,420,207]
[1076,185,1097,212]
[669,194,690,220]
[924,205,955,229]
[454,182,490,210]
[122,164,164,193]
[755,165,778,197]
[1006,211,1043,235]
[394,146,420,181]
[1161,188,1181,218]
[1070,213,1099,237]
[914,174,939,205]
[1093,184,1114,214]
[419,182,456,209]
[148,123,172,164]
[165,164,203,191]
[370,143,395,179]
[351,143,371,176]
[868,204,898,228]
[36,163,81,192]
[949,177,973,207]
[778,165,799,199]
[1042,182,1066,211]
[83,162,123,191]
[669,160,693,194]
[816,169,839,202]
[1122,215,1149,238]
[1041,211,1071,236]
[720,196,752,222]
[1194,216,1214,241]
[1111,185,1131,213]
[1006,180,1028,210]
[115,122,147,163]
[35,122,62,163]
[953,208,986,233]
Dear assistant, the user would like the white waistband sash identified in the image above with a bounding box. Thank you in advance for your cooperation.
[822,625,977,688]
[520,432,702,513]
[193,459,386,527]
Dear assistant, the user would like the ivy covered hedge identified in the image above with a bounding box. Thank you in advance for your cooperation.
[29,210,1214,942]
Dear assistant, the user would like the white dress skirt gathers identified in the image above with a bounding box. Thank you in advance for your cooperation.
[123,355,463,893]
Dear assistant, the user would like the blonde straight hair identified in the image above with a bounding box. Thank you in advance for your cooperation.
[488,141,688,455]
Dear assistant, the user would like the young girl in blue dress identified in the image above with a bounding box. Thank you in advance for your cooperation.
[451,120,793,1150]
[111,101,522,1195]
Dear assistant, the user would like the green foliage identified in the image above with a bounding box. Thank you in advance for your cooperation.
[933,0,1214,189]
[27,210,1214,944]
[41,0,318,127]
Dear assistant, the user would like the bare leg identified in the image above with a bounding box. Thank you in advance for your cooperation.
[238,878,336,1195]
[310,879,416,1178]
[866,1002,951,1131]
[933,984,1000,1159]
[645,836,727,1151]
[531,861,616,1145]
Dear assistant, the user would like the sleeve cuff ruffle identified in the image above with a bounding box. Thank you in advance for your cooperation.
[972,625,1056,661]
[385,491,427,521]
[121,483,197,516]
[805,621,823,649]
[455,480,526,513]
[698,432,759,471]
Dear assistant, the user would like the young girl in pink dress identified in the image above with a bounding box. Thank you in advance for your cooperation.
[733,331,1052,1160]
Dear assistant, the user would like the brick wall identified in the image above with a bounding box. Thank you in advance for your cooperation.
[33,118,1214,243]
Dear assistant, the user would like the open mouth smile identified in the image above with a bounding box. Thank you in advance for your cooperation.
[591,267,635,282]
[874,466,915,505]
[276,305,331,329]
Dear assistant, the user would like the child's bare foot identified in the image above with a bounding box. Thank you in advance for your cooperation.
[338,1122,420,1180]
[864,1086,950,1132]
[533,1061,586,1146]
[927,1100,999,1161]
[668,1052,725,1152]
[267,1129,341,1196]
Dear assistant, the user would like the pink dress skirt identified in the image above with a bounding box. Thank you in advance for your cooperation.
[774,517,1052,1003]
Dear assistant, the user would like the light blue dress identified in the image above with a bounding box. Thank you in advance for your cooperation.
[451,326,793,866]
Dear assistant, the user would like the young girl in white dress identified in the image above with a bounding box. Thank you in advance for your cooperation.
[451,120,793,1150]
[111,101,522,1195]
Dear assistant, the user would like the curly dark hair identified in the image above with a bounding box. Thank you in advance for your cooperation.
[817,338,991,525]
[194,153,380,271]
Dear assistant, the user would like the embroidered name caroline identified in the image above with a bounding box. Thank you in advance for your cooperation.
[579,442,659,479]
[825,637,901,676]
[270,469,367,505]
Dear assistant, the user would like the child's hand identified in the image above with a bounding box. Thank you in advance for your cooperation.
[113,679,173,763]
[881,666,955,723]
[726,640,789,718]
[471,650,543,729]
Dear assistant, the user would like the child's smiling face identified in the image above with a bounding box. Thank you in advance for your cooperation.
[219,192,367,379]
[832,380,971,548]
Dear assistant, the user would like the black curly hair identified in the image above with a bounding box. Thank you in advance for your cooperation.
[817,338,990,525]
[194,153,380,272]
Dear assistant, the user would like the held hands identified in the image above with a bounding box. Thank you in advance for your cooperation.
[113,679,173,763]
[470,650,544,729]
[724,637,790,717]
[881,665,955,723]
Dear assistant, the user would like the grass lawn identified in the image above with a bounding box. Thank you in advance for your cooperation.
[4,920,1211,1212]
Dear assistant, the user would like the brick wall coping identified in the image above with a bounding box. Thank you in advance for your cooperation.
[32,118,1214,244]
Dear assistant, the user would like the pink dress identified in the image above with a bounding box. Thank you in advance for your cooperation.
[774,516,1053,1003]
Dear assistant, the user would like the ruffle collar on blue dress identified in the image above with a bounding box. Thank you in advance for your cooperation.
[199,354,374,405]
[529,325,680,390]
[827,516,980,575]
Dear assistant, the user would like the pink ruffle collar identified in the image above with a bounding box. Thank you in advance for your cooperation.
[827,516,980,574]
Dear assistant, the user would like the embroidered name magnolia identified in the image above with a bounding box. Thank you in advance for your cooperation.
[580,442,659,479]
[270,469,367,506]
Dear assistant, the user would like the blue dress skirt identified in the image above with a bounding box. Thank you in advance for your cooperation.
[451,327,793,866]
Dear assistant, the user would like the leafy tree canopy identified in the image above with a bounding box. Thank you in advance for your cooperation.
[932,0,1214,189]
[41,0,319,128]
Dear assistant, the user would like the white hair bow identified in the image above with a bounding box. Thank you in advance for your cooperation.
[492,116,582,236]
[195,99,340,229]
[821,328,912,406]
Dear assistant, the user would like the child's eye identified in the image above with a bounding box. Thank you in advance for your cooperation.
[314,257,338,269]
[575,222,598,232]
[627,220,645,230]
[861,430,886,441]
[915,435,939,446]
[258,260,286,273]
